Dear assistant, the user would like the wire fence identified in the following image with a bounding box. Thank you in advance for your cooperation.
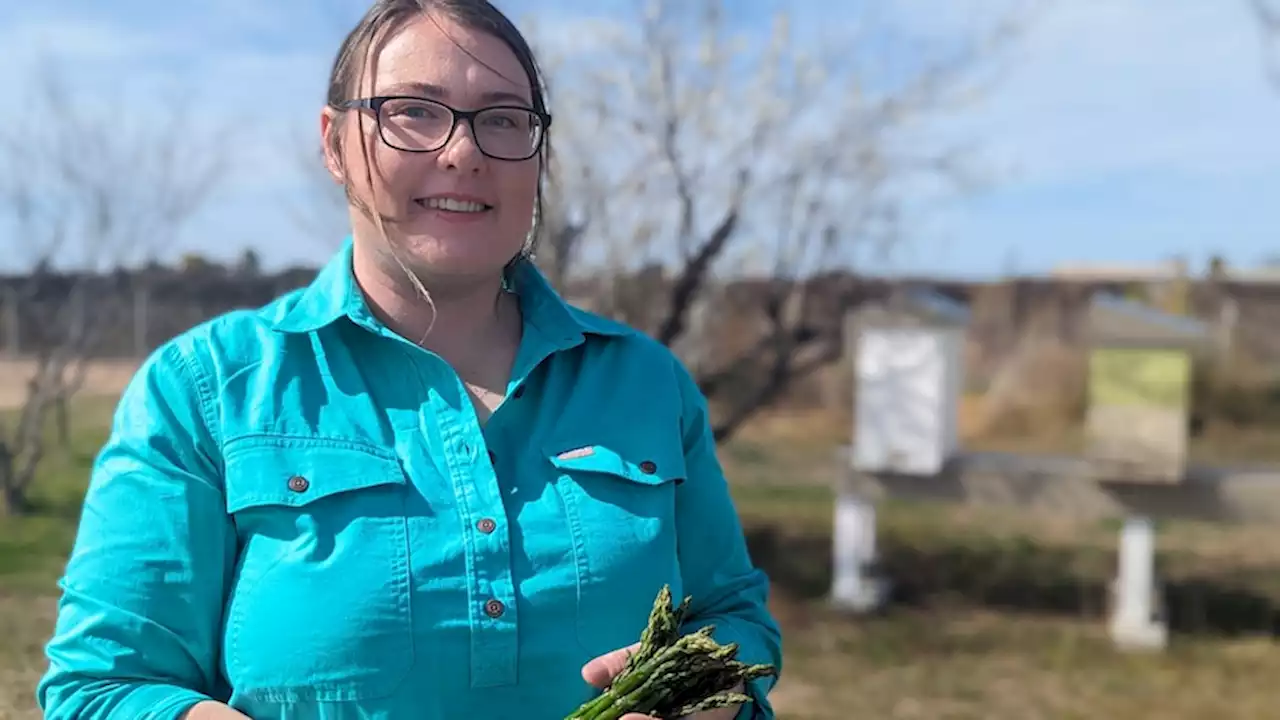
[0,271,316,360]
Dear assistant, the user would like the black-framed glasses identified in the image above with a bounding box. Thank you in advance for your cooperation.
[338,95,551,161]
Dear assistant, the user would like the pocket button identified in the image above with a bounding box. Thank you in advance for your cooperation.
[639,460,658,475]
[484,599,506,618]
[476,518,497,534]
[287,475,310,493]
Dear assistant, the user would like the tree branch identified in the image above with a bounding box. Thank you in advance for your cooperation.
[0,61,227,515]
[1254,0,1280,87]
[527,0,1031,443]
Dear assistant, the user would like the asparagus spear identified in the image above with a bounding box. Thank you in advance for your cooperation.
[566,585,777,720]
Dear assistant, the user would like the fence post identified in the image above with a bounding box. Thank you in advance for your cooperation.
[1108,515,1168,651]
[830,446,890,613]
[2,285,17,358]
[133,283,149,358]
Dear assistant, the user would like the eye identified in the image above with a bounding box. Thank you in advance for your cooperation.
[479,109,533,132]
[383,99,446,121]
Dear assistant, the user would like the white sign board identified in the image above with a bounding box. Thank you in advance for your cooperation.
[852,327,962,476]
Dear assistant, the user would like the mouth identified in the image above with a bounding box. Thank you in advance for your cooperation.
[415,196,494,214]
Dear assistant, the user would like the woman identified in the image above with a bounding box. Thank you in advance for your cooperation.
[36,1,782,718]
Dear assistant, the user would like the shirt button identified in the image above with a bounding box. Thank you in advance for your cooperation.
[287,475,310,492]
[477,518,497,534]
[639,460,658,475]
[484,599,505,618]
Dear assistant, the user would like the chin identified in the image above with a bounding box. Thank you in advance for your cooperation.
[397,236,514,279]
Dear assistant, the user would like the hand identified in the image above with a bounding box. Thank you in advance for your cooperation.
[581,644,744,720]
[181,701,252,719]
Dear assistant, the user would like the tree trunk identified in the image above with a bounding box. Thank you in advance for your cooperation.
[56,394,71,449]
[0,474,32,517]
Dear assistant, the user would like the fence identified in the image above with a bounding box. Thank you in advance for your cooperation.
[3,267,1278,391]
[0,270,317,360]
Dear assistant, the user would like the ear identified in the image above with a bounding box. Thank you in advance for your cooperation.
[320,107,345,184]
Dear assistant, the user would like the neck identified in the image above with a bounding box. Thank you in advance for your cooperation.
[351,241,515,363]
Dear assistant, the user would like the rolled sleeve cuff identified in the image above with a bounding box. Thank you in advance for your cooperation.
[145,686,217,720]
[41,680,214,720]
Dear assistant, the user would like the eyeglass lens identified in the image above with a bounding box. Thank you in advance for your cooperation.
[378,98,543,159]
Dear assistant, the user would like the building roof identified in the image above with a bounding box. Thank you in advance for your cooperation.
[1086,292,1213,349]
[852,286,971,329]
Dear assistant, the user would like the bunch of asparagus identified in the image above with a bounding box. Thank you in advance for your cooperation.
[565,585,777,720]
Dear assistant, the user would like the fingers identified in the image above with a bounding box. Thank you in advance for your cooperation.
[581,641,642,688]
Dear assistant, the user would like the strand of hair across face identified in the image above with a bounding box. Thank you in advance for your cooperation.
[355,44,439,347]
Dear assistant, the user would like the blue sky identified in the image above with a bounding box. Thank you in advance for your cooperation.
[1,0,1278,279]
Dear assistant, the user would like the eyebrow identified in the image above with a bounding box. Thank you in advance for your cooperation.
[380,81,533,108]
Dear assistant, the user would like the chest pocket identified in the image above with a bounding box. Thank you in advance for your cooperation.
[545,439,687,651]
[222,438,414,701]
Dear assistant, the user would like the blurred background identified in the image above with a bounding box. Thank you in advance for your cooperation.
[2,1,1280,718]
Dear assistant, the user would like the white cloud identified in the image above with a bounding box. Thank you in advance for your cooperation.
[926,0,1280,187]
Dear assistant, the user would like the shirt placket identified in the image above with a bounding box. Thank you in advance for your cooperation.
[431,384,519,688]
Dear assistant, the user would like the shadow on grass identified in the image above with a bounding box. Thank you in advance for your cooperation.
[745,524,1280,638]
[23,493,85,522]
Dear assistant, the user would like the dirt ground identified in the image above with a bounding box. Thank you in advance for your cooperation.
[0,358,138,411]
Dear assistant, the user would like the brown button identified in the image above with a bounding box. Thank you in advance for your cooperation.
[639,460,658,475]
[477,518,497,534]
[484,599,505,618]
[287,475,310,492]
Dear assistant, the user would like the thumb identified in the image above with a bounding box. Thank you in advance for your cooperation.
[581,642,641,688]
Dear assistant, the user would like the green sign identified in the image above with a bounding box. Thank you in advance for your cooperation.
[1088,348,1190,411]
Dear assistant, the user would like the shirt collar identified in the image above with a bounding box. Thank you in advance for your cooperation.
[268,237,368,334]
[268,236,630,345]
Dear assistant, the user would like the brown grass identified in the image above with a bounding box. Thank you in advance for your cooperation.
[0,358,138,411]
[6,404,1280,719]
[770,600,1280,720]
[0,593,54,719]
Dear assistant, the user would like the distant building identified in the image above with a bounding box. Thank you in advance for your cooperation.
[1051,260,1189,282]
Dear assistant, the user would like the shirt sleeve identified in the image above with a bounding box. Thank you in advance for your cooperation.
[670,358,784,720]
[37,340,236,720]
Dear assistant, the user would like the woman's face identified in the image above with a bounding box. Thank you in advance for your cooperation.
[322,12,540,283]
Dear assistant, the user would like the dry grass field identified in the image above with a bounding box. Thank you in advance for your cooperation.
[0,358,138,411]
[4,400,1280,718]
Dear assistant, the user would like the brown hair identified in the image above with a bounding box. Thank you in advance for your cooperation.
[324,0,552,265]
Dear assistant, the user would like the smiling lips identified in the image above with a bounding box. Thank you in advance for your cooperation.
[416,195,493,214]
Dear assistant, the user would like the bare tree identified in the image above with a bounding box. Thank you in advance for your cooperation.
[286,134,354,249]
[532,0,1036,441]
[1255,0,1280,86]
[0,65,227,516]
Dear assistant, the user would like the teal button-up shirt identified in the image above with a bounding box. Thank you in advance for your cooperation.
[37,240,782,720]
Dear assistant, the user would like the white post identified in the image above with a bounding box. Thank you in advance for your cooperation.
[1108,515,1168,651]
[836,315,891,613]
[831,477,889,613]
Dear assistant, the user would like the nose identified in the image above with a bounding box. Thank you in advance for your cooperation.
[437,119,484,173]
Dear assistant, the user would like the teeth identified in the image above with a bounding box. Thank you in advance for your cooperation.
[423,197,488,213]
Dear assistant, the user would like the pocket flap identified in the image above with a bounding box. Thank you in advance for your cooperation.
[223,438,407,513]
[544,442,685,486]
